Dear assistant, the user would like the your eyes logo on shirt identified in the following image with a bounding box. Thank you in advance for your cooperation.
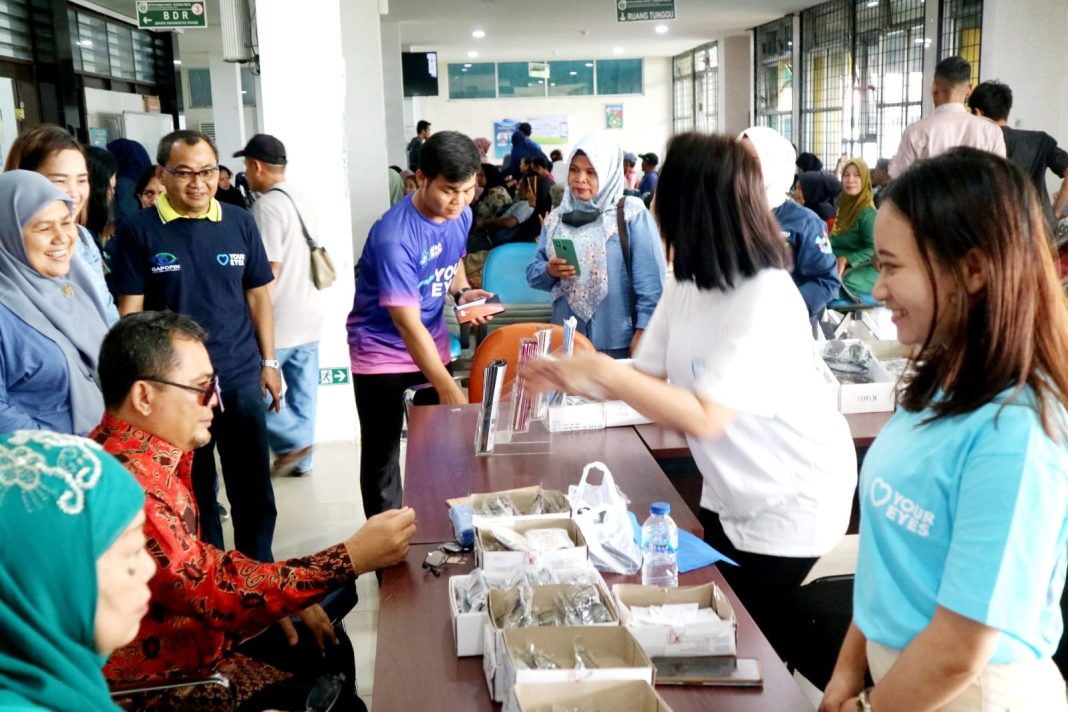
[870,476,935,537]
[216,253,246,267]
[419,242,444,267]
[417,263,458,298]
[150,252,181,274]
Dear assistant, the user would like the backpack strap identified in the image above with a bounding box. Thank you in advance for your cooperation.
[616,196,638,328]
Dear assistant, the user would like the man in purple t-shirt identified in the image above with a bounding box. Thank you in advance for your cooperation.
[347,131,493,518]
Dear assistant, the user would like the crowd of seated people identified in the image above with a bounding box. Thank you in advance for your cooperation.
[3,51,1068,710]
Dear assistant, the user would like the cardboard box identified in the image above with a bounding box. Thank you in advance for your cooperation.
[449,564,605,657]
[467,486,571,530]
[612,582,737,658]
[818,339,897,414]
[449,575,490,657]
[513,680,674,712]
[500,626,655,712]
[475,519,588,574]
[484,582,619,701]
[547,399,652,432]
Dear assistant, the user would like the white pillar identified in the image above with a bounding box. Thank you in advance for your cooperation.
[207,51,246,163]
[340,1,391,257]
[254,0,357,444]
[720,35,753,137]
[380,20,407,168]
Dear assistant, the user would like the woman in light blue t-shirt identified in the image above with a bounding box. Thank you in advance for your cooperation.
[821,149,1068,711]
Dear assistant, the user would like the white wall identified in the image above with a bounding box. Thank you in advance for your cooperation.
[981,0,1068,198]
[0,77,17,166]
[412,57,673,159]
[84,87,146,130]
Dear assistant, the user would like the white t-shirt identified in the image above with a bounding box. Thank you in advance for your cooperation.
[633,269,857,557]
[251,183,324,349]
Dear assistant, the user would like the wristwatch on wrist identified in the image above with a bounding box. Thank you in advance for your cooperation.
[261,359,280,370]
[856,688,873,712]
[451,287,470,303]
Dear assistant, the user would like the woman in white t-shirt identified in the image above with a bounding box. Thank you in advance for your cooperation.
[524,133,857,657]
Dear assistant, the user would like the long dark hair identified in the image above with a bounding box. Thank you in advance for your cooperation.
[886,147,1068,437]
[84,146,117,241]
[655,132,788,290]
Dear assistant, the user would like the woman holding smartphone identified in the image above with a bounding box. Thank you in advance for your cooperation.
[524,133,856,657]
[819,148,1068,711]
[525,134,665,357]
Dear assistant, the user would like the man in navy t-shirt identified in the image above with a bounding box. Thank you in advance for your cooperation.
[107,129,281,563]
[347,131,493,518]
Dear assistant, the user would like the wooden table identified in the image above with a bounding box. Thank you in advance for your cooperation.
[403,404,703,545]
[634,410,893,460]
[374,544,814,712]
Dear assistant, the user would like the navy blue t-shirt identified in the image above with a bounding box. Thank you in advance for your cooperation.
[106,205,274,391]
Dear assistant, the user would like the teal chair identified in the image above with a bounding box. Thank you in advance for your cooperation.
[479,243,552,340]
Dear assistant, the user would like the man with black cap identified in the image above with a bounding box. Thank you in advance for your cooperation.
[105,129,281,564]
[638,152,659,197]
[237,134,324,479]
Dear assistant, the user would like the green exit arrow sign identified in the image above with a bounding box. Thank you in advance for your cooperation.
[319,368,351,386]
[137,1,208,29]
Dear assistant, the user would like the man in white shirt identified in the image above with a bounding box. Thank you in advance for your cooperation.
[888,56,1006,179]
[238,134,324,477]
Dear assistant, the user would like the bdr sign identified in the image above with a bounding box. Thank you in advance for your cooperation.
[137,2,208,29]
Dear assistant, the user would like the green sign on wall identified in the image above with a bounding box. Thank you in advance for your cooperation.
[137,2,208,29]
[616,0,675,23]
[319,368,351,386]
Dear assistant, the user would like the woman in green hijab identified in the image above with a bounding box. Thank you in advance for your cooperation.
[831,157,879,298]
[0,431,154,711]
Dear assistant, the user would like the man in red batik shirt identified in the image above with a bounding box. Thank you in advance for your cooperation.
[92,311,415,710]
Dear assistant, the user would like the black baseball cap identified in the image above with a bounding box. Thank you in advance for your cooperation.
[233,134,287,165]
[638,152,659,166]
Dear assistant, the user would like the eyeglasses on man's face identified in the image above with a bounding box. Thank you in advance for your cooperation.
[161,165,220,182]
[140,374,223,411]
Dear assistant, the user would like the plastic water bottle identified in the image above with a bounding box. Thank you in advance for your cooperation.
[641,502,678,588]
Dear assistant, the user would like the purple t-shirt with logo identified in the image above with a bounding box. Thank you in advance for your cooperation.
[347,195,470,375]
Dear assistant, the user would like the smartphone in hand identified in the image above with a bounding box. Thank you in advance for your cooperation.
[455,294,506,324]
[552,237,582,276]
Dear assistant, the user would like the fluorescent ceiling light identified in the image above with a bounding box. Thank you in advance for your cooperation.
[464,63,472,67]
[655,25,668,33]
[472,30,485,38]
[569,71,577,75]
[584,62,593,67]
[612,47,624,55]
[467,50,479,58]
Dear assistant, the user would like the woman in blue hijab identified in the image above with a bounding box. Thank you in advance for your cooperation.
[0,430,154,711]
[105,138,151,231]
[525,134,666,357]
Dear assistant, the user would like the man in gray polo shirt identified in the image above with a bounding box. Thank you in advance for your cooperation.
[239,134,323,477]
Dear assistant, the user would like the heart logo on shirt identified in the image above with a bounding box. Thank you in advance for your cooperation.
[870,477,893,507]
[216,253,230,266]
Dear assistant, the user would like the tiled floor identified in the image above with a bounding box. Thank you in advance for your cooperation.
[217,441,385,709]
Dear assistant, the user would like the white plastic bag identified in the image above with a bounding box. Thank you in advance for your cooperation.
[566,461,643,575]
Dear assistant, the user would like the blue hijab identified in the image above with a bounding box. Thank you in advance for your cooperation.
[0,431,146,711]
[105,139,151,182]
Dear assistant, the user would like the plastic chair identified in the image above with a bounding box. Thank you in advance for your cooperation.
[467,322,594,404]
[481,243,549,304]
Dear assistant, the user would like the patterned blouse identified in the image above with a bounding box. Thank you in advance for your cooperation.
[92,414,355,684]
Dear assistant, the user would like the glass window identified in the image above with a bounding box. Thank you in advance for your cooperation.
[941,0,983,85]
[754,17,794,143]
[107,22,135,80]
[240,67,256,106]
[187,68,212,108]
[548,60,593,96]
[498,61,546,97]
[597,59,643,95]
[74,11,110,76]
[448,62,496,99]
[132,31,156,84]
[0,0,31,62]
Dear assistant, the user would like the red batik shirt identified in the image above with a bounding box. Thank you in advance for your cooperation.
[92,414,355,684]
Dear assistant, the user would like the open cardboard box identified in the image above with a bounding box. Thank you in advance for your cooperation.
[463,486,571,530]
[499,626,655,712]
[484,582,619,702]
[612,582,737,658]
[475,518,588,574]
[449,563,606,657]
[817,339,897,414]
[513,680,674,712]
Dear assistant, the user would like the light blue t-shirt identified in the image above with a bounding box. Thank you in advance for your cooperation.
[855,390,1068,663]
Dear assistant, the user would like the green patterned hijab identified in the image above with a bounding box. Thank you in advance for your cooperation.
[0,431,145,711]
